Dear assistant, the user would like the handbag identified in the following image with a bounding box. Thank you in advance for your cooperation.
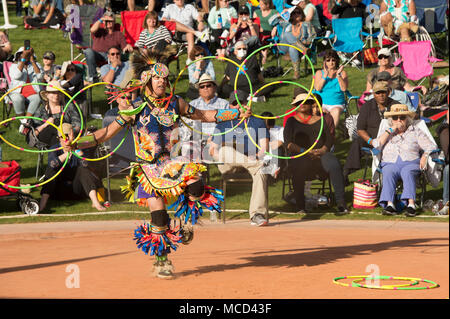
[353,179,378,209]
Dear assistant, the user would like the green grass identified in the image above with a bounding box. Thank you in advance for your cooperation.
[1,8,448,223]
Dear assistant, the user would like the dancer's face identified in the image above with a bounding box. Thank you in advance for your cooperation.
[150,75,168,97]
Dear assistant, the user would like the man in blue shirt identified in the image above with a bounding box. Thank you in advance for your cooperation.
[100,46,130,87]
[210,90,270,226]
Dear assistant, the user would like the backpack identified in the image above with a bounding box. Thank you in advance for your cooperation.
[263,66,284,78]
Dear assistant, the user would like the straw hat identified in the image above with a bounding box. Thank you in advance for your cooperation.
[291,92,315,105]
[39,80,64,102]
[195,73,216,89]
[119,69,134,89]
[384,104,416,118]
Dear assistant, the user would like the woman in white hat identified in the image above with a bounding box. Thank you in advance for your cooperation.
[372,104,436,217]
[32,80,81,147]
[365,47,420,94]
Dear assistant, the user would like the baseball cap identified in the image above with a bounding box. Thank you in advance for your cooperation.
[373,81,389,93]
[239,5,250,14]
[377,48,391,57]
[43,51,56,60]
[229,90,248,105]
[376,71,392,81]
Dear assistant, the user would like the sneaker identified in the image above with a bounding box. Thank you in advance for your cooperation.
[382,205,397,216]
[436,203,449,216]
[250,214,268,226]
[337,205,349,215]
[405,205,417,217]
[49,23,60,30]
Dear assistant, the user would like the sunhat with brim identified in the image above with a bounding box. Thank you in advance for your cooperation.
[291,93,315,105]
[57,123,73,138]
[60,61,78,78]
[195,73,216,89]
[384,104,416,118]
[120,69,134,89]
[39,80,64,102]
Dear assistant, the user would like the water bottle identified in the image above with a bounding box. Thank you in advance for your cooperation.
[217,14,223,28]
[210,210,217,222]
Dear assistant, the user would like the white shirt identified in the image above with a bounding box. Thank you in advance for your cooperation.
[162,4,199,29]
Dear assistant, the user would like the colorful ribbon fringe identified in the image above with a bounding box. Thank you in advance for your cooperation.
[168,186,224,225]
[133,221,182,256]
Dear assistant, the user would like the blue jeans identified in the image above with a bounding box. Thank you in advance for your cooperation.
[379,157,421,206]
[280,32,302,63]
[83,48,108,78]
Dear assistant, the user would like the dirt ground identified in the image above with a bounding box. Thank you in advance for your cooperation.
[0,218,448,299]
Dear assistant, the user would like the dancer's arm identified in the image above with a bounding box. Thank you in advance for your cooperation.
[178,97,251,123]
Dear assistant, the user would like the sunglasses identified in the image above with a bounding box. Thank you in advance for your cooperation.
[195,53,204,57]
[66,68,76,72]
[109,52,120,56]
[199,84,213,89]
[325,59,337,62]
[392,115,407,121]
[374,90,387,94]
[378,55,389,59]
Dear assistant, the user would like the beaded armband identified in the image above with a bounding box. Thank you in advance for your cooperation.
[75,135,98,150]
[185,104,196,118]
[115,115,127,127]
[215,108,240,123]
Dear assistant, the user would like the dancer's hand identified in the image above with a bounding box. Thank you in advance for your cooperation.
[239,104,252,119]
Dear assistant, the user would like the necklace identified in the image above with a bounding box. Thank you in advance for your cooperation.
[297,113,312,124]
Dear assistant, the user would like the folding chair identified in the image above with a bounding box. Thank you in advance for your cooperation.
[393,40,442,88]
[65,4,105,61]
[414,0,448,56]
[0,61,13,122]
[326,17,378,71]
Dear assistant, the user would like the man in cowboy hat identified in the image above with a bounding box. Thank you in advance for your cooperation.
[373,104,436,217]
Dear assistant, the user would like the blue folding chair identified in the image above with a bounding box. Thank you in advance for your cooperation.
[325,17,378,71]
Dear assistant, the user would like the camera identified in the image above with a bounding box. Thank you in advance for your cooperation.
[242,17,248,21]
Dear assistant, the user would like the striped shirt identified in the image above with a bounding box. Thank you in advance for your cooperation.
[135,26,173,49]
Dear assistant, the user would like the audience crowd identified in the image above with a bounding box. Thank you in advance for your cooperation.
[0,0,448,219]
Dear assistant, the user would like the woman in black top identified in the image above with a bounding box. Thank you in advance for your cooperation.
[330,0,368,20]
[284,92,348,213]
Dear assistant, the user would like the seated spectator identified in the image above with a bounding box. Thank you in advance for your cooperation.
[253,0,278,65]
[284,91,348,214]
[366,48,423,94]
[314,49,348,128]
[209,89,270,226]
[100,46,131,87]
[207,0,238,57]
[293,0,322,34]
[186,46,216,100]
[365,71,415,113]
[279,7,316,79]
[218,41,271,101]
[180,73,229,160]
[162,0,205,58]
[374,104,435,217]
[83,11,133,82]
[24,0,65,29]
[0,31,12,62]
[135,11,173,51]
[228,5,260,53]
[379,0,419,42]
[436,110,449,215]
[58,61,86,111]
[9,46,42,133]
[38,123,107,213]
[40,51,60,85]
[343,81,398,182]
[32,80,81,147]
